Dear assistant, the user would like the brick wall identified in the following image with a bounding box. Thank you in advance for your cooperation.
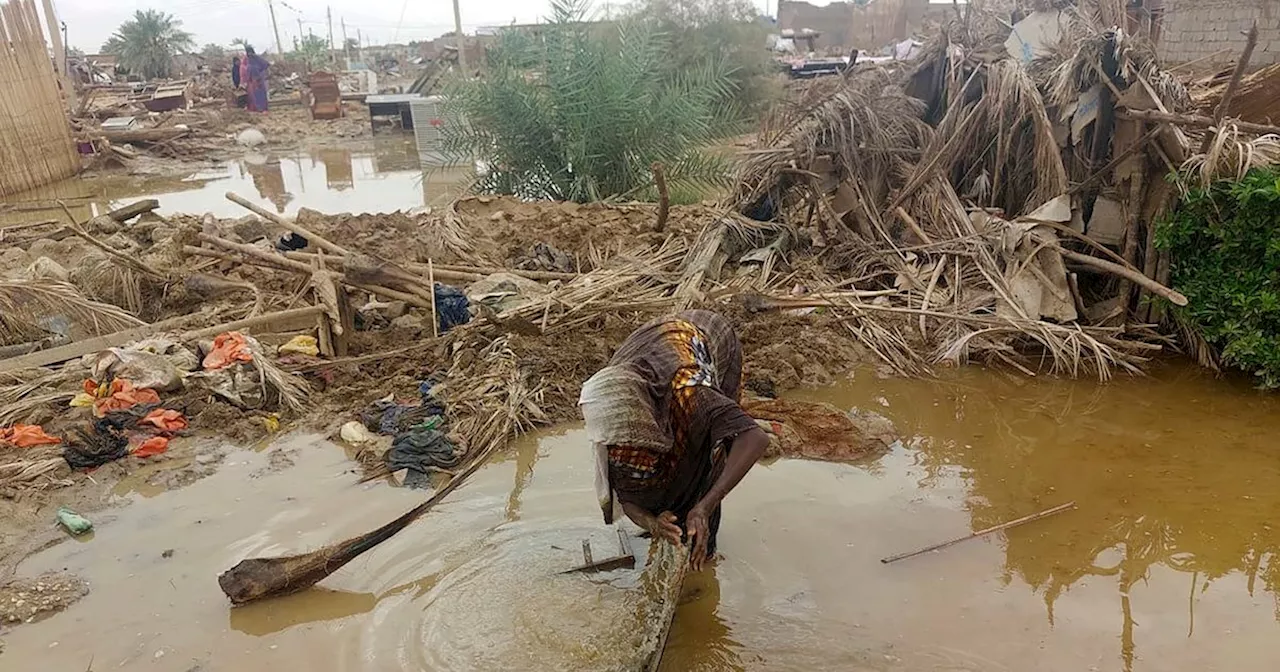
[1158,0,1280,67]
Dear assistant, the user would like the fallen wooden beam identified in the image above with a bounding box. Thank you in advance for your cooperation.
[106,199,160,223]
[1117,109,1280,138]
[97,127,190,145]
[225,191,349,256]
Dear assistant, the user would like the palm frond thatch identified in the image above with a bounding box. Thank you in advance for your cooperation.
[0,280,143,347]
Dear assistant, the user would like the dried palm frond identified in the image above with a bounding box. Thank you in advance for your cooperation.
[0,392,75,427]
[0,445,71,491]
[73,255,144,314]
[0,280,143,347]
[729,67,931,217]
[934,59,1068,217]
[1181,125,1280,188]
[429,201,483,265]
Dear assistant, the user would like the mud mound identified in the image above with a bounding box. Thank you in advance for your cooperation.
[743,397,897,462]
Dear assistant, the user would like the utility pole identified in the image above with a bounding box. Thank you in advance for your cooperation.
[267,0,284,55]
[452,0,466,73]
[38,0,74,107]
[327,6,335,55]
[341,17,350,66]
[297,17,304,46]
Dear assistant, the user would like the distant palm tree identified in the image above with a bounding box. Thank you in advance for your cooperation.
[101,10,195,79]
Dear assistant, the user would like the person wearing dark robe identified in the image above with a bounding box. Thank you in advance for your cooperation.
[580,310,768,570]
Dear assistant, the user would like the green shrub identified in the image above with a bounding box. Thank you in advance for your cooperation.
[1156,168,1280,388]
[442,0,737,203]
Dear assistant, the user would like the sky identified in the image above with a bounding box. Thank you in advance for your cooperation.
[51,0,780,54]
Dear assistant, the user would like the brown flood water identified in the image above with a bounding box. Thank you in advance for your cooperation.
[3,362,1280,671]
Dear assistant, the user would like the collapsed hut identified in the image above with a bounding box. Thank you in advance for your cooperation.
[730,0,1266,377]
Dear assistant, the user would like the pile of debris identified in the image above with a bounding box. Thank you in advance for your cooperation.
[729,0,1270,377]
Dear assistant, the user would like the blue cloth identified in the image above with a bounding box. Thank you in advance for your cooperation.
[434,284,470,333]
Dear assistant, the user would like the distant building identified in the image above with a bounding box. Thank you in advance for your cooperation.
[777,0,954,52]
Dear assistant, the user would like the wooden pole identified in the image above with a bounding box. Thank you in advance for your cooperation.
[1118,108,1280,137]
[225,191,350,256]
[452,0,466,73]
[881,502,1077,564]
[267,0,284,55]
[1199,21,1258,155]
[651,162,669,233]
[37,0,72,108]
[427,259,440,338]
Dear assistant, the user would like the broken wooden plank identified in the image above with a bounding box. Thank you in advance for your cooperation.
[1117,109,1280,138]
[106,199,160,223]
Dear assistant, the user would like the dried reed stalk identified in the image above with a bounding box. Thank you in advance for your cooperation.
[0,1,80,197]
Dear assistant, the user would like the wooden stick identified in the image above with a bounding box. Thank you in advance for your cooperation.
[105,199,160,223]
[56,202,167,281]
[881,501,1076,564]
[347,282,434,311]
[1200,21,1258,155]
[895,206,933,245]
[285,251,483,283]
[1059,246,1186,306]
[196,233,312,274]
[225,191,350,256]
[180,306,326,341]
[652,162,669,233]
[1117,108,1280,138]
[427,259,440,338]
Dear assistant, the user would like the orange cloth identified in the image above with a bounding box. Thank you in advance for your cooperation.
[141,409,188,433]
[132,436,169,457]
[0,424,62,448]
[203,331,254,370]
[92,379,162,418]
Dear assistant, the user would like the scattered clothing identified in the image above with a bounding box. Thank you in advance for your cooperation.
[386,426,461,489]
[0,424,61,448]
[581,310,757,556]
[434,284,471,333]
[63,418,129,470]
[203,331,254,370]
[275,232,309,251]
[361,396,445,436]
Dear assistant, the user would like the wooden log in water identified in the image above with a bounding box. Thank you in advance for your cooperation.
[880,501,1077,564]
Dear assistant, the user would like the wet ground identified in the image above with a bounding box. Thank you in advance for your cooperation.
[0,138,466,225]
[2,362,1279,671]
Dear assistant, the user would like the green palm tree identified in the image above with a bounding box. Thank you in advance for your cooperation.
[101,10,195,79]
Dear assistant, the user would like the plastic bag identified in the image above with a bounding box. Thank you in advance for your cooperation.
[278,335,320,357]
[56,507,92,535]
[140,409,187,433]
[92,379,161,418]
[132,436,170,457]
[90,348,184,392]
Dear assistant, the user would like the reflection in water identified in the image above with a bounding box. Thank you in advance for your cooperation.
[243,155,293,213]
[230,588,377,636]
[1,139,470,223]
[795,362,1280,672]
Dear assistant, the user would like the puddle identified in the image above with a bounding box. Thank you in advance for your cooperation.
[2,363,1279,670]
[1,139,468,224]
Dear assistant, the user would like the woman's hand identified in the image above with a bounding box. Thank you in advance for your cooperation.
[685,503,711,571]
[649,511,683,546]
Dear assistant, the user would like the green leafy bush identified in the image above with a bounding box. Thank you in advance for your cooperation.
[442,0,737,203]
[1156,168,1280,388]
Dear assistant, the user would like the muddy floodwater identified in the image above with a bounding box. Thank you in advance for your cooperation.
[3,363,1280,671]
[1,139,466,223]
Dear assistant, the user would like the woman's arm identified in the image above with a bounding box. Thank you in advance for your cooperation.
[621,501,682,545]
[685,426,768,569]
